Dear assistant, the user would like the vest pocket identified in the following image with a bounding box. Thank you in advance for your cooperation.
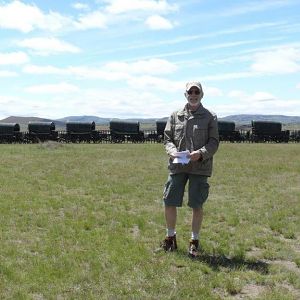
[193,125,207,148]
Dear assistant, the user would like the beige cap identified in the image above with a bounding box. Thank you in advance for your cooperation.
[186,81,202,92]
[185,81,204,99]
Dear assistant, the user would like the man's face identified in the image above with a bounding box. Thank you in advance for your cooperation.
[185,87,201,108]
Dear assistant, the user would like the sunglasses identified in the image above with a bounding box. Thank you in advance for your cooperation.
[187,90,200,95]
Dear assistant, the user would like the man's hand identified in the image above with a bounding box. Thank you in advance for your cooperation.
[169,153,178,160]
[189,151,202,162]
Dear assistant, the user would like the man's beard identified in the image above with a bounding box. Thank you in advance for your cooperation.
[188,98,200,108]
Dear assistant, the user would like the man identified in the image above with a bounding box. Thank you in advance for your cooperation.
[161,81,219,257]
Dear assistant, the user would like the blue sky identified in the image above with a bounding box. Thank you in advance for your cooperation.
[0,0,300,119]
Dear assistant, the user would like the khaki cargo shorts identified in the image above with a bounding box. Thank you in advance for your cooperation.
[163,173,209,208]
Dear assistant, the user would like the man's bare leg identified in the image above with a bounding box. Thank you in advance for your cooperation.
[191,207,203,237]
[165,205,177,235]
[161,205,178,251]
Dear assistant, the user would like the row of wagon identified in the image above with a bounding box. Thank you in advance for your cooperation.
[0,120,299,144]
[0,120,166,144]
[218,121,299,143]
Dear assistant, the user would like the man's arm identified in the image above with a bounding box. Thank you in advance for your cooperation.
[164,113,178,158]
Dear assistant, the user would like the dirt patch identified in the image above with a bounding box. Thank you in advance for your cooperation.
[276,283,300,299]
[31,294,45,300]
[130,224,140,239]
[170,264,187,272]
[213,287,227,299]
[231,284,266,299]
[38,141,63,150]
[246,247,263,258]
[293,243,300,254]
[271,260,300,275]
[277,234,300,253]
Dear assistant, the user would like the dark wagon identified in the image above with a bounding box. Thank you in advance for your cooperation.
[251,121,289,143]
[217,121,242,142]
[156,120,167,142]
[289,130,300,142]
[144,120,167,143]
[25,122,58,142]
[0,123,23,143]
[62,121,100,143]
[109,120,144,143]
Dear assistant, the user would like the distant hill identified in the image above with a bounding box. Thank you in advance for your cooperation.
[0,114,299,128]
[56,115,300,125]
[113,117,168,123]
[56,115,110,124]
[0,116,65,130]
[219,114,300,125]
[1,116,54,123]
[56,115,167,124]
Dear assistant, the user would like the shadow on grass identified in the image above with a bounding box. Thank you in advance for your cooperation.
[176,250,269,274]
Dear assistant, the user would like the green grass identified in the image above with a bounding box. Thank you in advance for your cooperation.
[0,142,299,299]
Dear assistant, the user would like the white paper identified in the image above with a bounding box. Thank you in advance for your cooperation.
[173,150,190,164]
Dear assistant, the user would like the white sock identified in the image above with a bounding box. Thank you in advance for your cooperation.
[166,229,176,237]
[191,232,199,240]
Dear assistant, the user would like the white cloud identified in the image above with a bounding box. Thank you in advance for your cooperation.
[104,0,178,14]
[0,0,74,33]
[202,72,255,81]
[0,88,180,119]
[23,64,130,80]
[213,89,300,117]
[228,90,246,98]
[6,82,224,119]
[220,0,295,17]
[215,98,300,117]
[251,47,300,74]
[0,94,65,119]
[0,70,18,77]
[69,66,130,81]
[16,38,81,56]
[0,95,16,104]
[126,75,186,92]
[75,11,107,30]
[204,86,223,97]
[145,15,173,30]
[229,90,276,102]
[0,0,44,33]
[20,61,222,99]
[104,58,177,75]
[42,11,75,32]
[82,88,176,118]
[0,52,29,65]
[20,60,223,99]
[200,45,300,81]
[24,82,79,94]
[297,83,300,89]
[0,96,20,118]
[72,2,90,11]
[0,0,177,34]
[22,64,70,75]
[22,58,177,79]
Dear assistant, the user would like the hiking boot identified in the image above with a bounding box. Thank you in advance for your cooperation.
[188,239,200,258]
[161,235,177,252]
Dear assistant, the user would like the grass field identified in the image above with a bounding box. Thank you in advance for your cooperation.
[0,142,299,299]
